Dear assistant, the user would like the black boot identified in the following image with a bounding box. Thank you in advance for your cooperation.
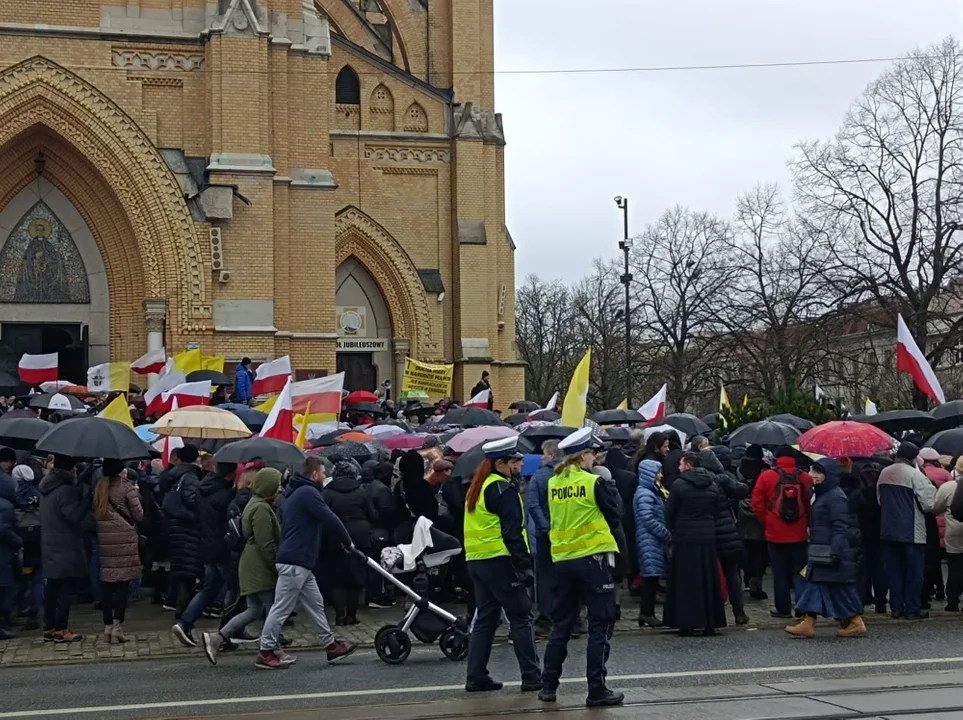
[586,689,625,707]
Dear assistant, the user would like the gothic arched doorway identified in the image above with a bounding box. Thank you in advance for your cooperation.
[335,257,393,392]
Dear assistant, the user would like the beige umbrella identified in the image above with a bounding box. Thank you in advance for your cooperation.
[151,405,252,439]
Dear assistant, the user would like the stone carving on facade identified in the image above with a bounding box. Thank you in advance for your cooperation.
[302,0,332,55]
[209,0,269,37]
[334,206,438,358]
[0,57,211,323]
[111,51,206,72]
[364,147,450,163]
[144,298,167,333]
[452,102,505,146]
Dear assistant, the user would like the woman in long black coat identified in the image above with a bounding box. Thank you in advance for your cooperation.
[786,457,865,638]
[664,453,726,636]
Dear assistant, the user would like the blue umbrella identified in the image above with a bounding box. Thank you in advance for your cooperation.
[218,403,269,430]
[135,424,159,443]
[521,453,542,478]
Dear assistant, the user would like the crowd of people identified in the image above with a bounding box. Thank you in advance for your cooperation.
[2,387,963,680]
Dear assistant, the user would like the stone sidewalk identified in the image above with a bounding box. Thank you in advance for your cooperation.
[1,589,959,668]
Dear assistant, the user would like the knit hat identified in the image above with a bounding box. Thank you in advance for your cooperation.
[11,465,34,482]
[102,457,126,477]
[897,442,920,462]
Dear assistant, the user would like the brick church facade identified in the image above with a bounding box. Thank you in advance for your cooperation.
[0,0,523,402]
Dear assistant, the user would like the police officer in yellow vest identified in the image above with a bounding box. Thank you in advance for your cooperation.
[538,427,624,708]
[462,436,541,693]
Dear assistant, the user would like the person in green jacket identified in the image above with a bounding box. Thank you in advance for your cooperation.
[201,468,283,666]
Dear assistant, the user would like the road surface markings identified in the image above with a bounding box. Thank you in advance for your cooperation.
[4,655,963,717]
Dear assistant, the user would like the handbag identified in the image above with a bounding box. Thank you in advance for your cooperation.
[807,543,837,567]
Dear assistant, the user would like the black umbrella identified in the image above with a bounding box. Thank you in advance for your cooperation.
[309,429,354,448]
[589,408,645,425]
[700,413,720,431]
[214,437,305,465]
[218,404,269,430]
[660,413,711,437]
[509,400,540,413]
[0,416,53,450]
[529,409,561,422]
[602,426,632,443]
[932,401,963,431]
[452,436,535,480]
[439,407,504,427]
[185,369,232,386]
[767,414,816,431]
[504,413,528,426]
[318,440,384,462]
[856,409,934,434]
[185,437,241,454]
[1,408,38,419]
[35,417,154,460]
[348,402,387,417]
[728,420,801,448]
[924,428,963,457]
[520,424,577,453]
[28,393,85,411]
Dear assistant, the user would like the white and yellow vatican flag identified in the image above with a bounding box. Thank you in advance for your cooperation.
[561,349,591,428]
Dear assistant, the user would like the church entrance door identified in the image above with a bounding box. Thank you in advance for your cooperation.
[337,352,376,392]
[0,322,86,389]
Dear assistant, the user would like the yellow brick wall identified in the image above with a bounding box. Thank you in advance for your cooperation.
[0,0,523,398]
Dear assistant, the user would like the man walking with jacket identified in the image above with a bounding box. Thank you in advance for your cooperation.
[256,456,357,669]
[526,440,560,634]
[878,442,937,619]
[751,447,813,618]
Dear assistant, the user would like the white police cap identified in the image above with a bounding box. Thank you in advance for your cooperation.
[483,436,524,460]
[558,426,598,456]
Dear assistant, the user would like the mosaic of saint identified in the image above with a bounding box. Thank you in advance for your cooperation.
[0,202,90,303]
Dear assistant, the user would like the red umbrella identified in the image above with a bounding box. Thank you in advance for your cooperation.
[345,390,379,404]
[797,421,895,458]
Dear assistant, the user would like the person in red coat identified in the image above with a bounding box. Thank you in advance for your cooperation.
[751,447,813,618]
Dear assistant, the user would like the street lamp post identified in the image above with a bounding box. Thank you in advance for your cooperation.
[615,196,632,408]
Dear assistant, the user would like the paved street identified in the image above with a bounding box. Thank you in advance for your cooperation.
[4,621,963,718]
[2,580,961,667]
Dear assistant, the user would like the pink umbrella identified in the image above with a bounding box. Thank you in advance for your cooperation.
[380,434,427,451]
[447,425,518,454]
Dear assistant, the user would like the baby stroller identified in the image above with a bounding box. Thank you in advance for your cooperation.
[360,517,468,665]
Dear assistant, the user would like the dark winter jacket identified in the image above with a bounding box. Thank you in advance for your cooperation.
[806,459,861,585]
[39,469,95,580]
[225,487,253,582]
[361,461,395,534]
[665,467,724,545]
[878,459,936,545]
[661,446,685,491]
[751,456,813,543]
[0,477,22,587]
[854,459,883,544]
[164,463,205,580]
[14,474,41,570]
[525,458,558,537]
[196,471,237,564]
[605,449,639,547]
[275,473,351,571]
[138,468,168,562]
[322,462,376,549]
[701,450,747,558]
[736,459,767,542]
[397,451,438,521]
[633,459,668,577]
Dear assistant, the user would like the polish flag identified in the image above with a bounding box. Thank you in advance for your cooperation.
[897,314,946,405]
[253,356,292,396]
[18,353,58,386]
[639,384,667,423]
[465,389,490,408]
[132,348,167,375]
[162,398,185,465]
[260,378,296,443]
[144,370,187,415]
[161,380,212,410]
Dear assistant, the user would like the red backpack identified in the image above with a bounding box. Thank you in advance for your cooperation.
[771,469,806,524]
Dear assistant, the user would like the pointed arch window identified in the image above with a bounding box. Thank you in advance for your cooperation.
[335,66,361,105]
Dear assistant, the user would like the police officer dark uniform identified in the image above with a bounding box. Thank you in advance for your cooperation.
[539,427,624,707]
[462,436,541,693]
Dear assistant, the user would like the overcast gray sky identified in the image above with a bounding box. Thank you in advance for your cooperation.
[494,0,963,282]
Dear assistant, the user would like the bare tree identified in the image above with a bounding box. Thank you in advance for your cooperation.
[571,260,628,410]
[794,37,963,406]
[719,184,841,400]
[514,275,580,404]
[631,207,734,412]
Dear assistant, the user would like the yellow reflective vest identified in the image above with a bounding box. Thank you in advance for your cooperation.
[548,466,618,562]
[464,474,529,561]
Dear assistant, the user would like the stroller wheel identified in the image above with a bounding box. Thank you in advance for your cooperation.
[439,626,469,662]
[375,625,411,665]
